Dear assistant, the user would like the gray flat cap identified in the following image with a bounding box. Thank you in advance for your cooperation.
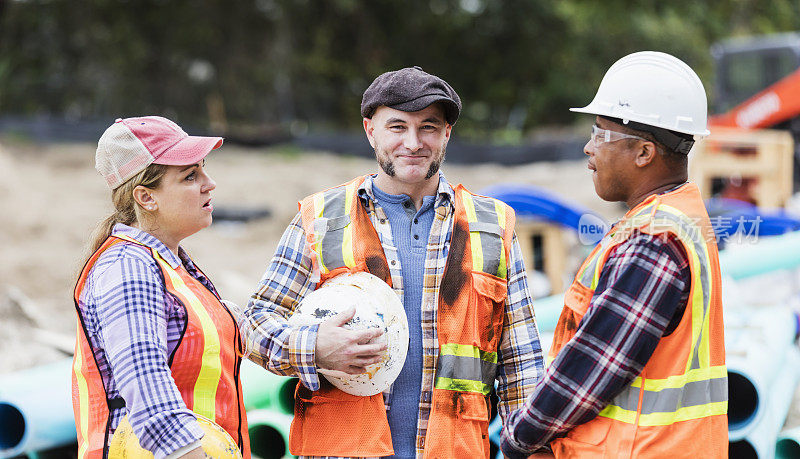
[361,66,462,125]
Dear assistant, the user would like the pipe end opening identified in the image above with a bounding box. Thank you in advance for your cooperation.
[729,439,757,459]
[248,424,287,459]
[777,438,800,459]
[0,403,25,451]
[727,371,759,430]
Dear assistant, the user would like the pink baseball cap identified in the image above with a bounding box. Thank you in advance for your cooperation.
[95,116,223,189]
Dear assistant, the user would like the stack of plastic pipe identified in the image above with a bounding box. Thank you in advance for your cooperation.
[725,306,800,457]
[0,359,75,459]
[0,358,299,458]
[239,360,297,458]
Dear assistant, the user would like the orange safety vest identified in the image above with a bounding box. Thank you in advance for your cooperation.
[548,183,727,458]
[72,235,251,459]
[291,176,514,458]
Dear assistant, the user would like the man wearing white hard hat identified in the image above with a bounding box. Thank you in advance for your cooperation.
[501,52,727,458]
[244,67,543,458]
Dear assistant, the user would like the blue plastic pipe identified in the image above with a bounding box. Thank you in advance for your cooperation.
[0,359,75,458]
[718,231,800,279]
[532,294,563,333]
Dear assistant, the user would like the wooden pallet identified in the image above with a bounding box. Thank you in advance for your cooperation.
[689,127,794,209]
[515,219,567,294]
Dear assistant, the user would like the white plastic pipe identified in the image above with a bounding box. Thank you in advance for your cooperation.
[777,425,800,459]
[725,307,799,440]
[0,359,74,458]
[729,346,800,458]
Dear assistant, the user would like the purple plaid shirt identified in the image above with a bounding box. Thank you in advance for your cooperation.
[501,230,691,457]
[77,224,219,458]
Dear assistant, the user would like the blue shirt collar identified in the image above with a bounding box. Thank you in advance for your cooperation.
[357,171,455,209]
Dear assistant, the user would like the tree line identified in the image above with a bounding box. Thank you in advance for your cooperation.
[1,0,799,141]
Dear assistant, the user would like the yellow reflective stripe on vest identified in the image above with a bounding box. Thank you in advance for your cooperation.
[584,203,715,372]
[342,182,357,268]
[654,205,714,371]
[461,191,507,278]
[73,322,90,459]
[435,343,498,395]
[461,191,484,275]
[311,184,358,272]
[153,251,222,420]
[599,367,727,425]
[312,192,328,274]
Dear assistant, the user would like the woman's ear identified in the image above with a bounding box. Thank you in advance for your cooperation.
[133,185,158,212]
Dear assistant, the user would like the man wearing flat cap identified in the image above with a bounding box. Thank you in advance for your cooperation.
[245,67,543,458]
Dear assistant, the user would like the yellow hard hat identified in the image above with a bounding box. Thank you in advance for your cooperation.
[108,414,243,458]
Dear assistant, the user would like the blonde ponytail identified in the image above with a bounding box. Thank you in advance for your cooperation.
[84,164,168,261]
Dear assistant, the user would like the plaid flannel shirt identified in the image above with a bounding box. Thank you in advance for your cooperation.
[501,230,691,457]
[245,173,543,458]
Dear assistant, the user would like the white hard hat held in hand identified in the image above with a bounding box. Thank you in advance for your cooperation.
[288,271,409,396]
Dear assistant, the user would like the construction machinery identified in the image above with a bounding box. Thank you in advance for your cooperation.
[707,32,800,194]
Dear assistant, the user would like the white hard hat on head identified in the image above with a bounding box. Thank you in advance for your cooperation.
[288,271,409,396]
[571,51,710,138]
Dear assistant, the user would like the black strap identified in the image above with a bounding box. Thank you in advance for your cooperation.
[107,397,126,410]
[600,115,695,155]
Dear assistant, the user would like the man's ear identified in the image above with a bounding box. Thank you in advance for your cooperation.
[443,123,452,146]
[363,118,376,149]
[634,141,658,168]
[133,185,158,212]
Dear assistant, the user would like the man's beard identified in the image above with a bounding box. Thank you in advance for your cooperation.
[377,149,445,180]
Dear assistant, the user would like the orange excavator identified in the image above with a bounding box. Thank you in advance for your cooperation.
[710,33,800,133]
[706,32,800,200]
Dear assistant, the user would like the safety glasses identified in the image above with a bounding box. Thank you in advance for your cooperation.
[590,125,649,146]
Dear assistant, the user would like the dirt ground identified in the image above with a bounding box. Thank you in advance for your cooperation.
[1,137,798,433]
[0,138,620,373]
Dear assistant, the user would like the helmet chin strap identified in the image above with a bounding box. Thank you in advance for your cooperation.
[600,115,695,155]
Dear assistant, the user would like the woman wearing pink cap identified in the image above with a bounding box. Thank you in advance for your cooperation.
[71,116,250,459]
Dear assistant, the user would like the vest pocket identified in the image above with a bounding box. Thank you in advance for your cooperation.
[550,415,612,456]
[471,271,507,349]
[423,389,490,458]
[290,381,393,456]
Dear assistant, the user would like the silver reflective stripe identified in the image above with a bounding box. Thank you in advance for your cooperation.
[437,353,498,388]
[320,187,348,269]
[641,377,728,414]
[607,385,642,413]
[609,376,728,414]
[326,215,351,231]
[468,221,503,236]
[471,196,503,275]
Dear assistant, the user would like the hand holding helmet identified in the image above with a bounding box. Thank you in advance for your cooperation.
[289,272,409,396]
[316,305,388,375]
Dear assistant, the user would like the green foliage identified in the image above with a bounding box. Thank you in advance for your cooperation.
[1,0,799,140]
